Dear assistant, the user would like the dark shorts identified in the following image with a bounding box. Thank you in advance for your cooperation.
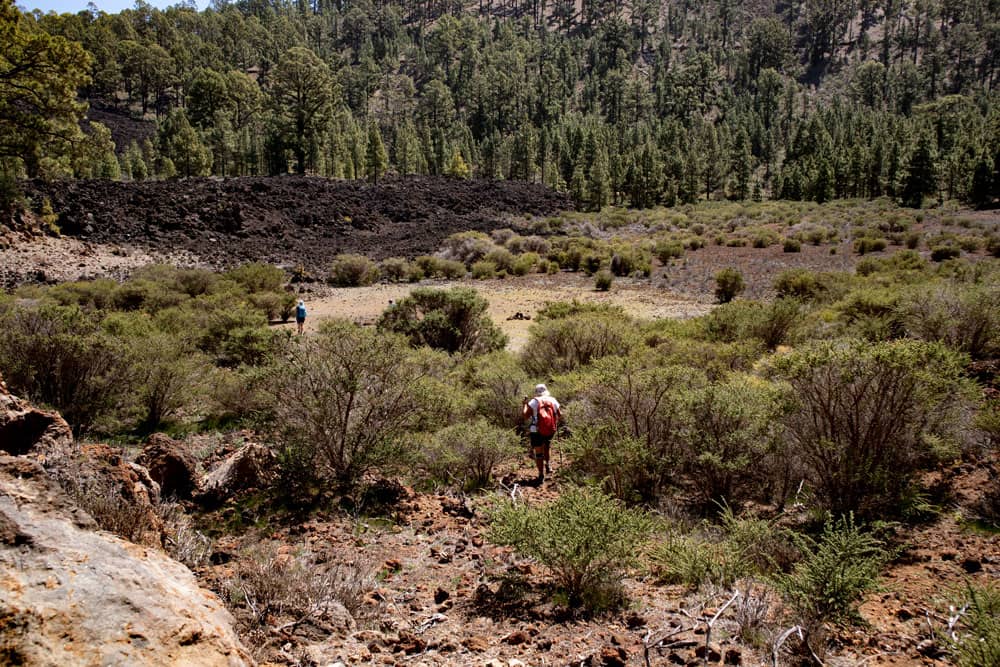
[530,432,552,458]
[296,317,305,323]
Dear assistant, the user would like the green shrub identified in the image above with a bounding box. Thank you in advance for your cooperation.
[714,268,745,303]
[765,339,973,517]
[0,303,126,436]
[953,584,1000,667]
[609,246,651,276]
[900,283,1000,359]
[649,533,745,588]
[272,321,438,490]
[438,258,467,279]
[774,269,825,301]
[775,515,888,623]
[594,269,613,291]
[680,375,788,506]
[566,357,705,502]
[461,351,530,428]
[782,237,801,252]
[379,257,412,283]
[512,252,539,276]
[226,263,285,293]
[931,245,961,262]
[484,247,515,273]
[489,487,651,608]
[440,231,496,266]
[854,237,887,254]
[838,287,905,340]
[522,311,637,375]
[471,260,497,279]
[905,232,921,249]
[655,240,684,263]
[329,253,379,287]
[419,419,519,490]
[250,291,295,322]
[377,287,506,355]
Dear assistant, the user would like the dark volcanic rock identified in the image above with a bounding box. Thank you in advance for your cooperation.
[22,176,573,274]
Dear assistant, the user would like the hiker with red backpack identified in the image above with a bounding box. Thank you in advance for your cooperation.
[522,383,561,485]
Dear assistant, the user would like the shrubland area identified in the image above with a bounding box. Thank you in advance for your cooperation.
[2,0,1000,662]
[1,194,998,666]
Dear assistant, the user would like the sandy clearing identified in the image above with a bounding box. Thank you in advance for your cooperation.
[278,273,713,351]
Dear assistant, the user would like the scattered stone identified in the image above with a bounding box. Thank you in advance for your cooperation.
[503,630,530,645]
[695,645,722,663]
[916,639,944,658]
[961,558,982,574]
[724,648,742,665]
[599,645,628,666]
[136,433,199,499]
[896,607,914,621]
[463,636,489,652]
[624,612,647,629]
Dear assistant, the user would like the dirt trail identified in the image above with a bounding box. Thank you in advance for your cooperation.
[279,273,712,351]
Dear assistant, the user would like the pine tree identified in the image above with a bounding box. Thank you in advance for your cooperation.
[901,132,938,208]
[366,122,388,184]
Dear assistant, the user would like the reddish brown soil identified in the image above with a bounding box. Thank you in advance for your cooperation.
[21,176,571,272]
[190,441,998,667]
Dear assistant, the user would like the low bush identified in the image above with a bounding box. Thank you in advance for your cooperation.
[594,269,613,291]
[900,283,1000,359]
[489,487,651,609]
[223,543,374,631]
[782,237,801,252]
[461,351,530,428]
[714,268,745,303]
[471,260,497,279]
[377,287,507,355]
[329,253,379,287]
[655,240,684,263]
[854,237,887,254]
[566,357,703,502]
[226,262,285,293]
[521,311,637,375]
[765,339,973,517]
[680,375,788,506]
[419,419,519,490]
[271,322,439,490]
[775,515,888,624]
[379,257,412,283]
[931,245,961,262]
[649,532,745,588]
[952,584,1000,667]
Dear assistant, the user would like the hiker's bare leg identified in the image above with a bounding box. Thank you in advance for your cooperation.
[544,442,551,473]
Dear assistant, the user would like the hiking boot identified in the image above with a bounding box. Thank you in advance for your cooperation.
[535,474,544,485]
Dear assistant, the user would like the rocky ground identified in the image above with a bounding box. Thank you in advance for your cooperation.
[190,453,999,667]
[17,176,570,276]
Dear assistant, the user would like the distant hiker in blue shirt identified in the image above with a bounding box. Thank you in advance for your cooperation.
[296,299,307,335]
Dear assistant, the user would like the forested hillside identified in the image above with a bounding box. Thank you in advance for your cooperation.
[4,0,1000,209]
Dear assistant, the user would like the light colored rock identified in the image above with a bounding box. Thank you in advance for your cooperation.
[0,456,253,666]
[200,444,276,502]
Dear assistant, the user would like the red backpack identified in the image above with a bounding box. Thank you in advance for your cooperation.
[535,397,558,436]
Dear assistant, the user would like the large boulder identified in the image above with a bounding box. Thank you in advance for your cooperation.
[137,433,200,500]
[199,443,276,503]
[0,372,73,460]
[0,456,253,666]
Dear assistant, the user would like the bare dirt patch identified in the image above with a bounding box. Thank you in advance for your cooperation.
[281,273,712,351]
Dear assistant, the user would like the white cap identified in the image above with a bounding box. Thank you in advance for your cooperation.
[534,384,549,397]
